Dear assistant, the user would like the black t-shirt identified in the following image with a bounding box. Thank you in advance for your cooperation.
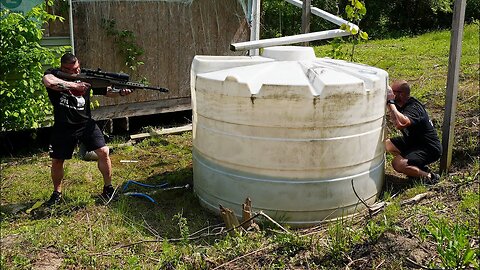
[45,68,107,125]
[397,97,441,152]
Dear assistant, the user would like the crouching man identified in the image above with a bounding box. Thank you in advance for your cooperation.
[385,80,442,184]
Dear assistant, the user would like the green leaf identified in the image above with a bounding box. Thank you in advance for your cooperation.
[346,5,354,18]
[355,1,364,10]
[360,31,369,40]
[462,247,475,263]
[359,6,367,16]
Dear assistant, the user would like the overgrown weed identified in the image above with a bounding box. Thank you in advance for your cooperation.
[420,215,478,269]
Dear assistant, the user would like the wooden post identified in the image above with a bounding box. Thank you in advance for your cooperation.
[219,205,240,235]
[103,118,113,134]
[115,117,129,132]
[301,0,311,46]
[439,0,466,174]
[242,197,253,228]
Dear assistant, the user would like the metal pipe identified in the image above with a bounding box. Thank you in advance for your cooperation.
[284,0,357,30]
[68,0,75,54]
[231,0,358,51]
[249,0,261,56]
[231,29,350,52]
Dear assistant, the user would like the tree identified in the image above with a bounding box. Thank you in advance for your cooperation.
[0,2,68,131]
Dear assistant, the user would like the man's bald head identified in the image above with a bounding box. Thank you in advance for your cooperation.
[391,80,411,96]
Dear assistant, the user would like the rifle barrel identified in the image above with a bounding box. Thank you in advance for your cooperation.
[142,86,169,92]
[124,81,169,92]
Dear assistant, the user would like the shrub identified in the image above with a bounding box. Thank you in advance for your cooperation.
[0,2,68,131]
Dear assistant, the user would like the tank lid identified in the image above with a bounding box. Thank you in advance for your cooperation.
[262,46,316,61]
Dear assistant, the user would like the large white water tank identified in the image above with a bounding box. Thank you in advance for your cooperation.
[191,46,388,227]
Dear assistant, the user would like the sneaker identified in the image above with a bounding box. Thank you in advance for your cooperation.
[419,166,431,173]
[44,191,62,206]
[102,185,115,200]
[424,173,440,185]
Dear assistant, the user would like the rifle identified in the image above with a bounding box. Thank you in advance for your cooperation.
[52,68,169,93]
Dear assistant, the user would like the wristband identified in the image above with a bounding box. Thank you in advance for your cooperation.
[387,99,395,104]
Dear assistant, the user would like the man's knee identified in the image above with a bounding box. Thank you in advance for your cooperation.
[52,158,64,168]
[385,139,400,155]
[95,146,109,159]
[391,156,407,173]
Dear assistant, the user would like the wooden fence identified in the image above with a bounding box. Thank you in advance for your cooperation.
[71,0,249,120]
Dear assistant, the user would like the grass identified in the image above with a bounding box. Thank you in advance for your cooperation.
[1,23,479,269]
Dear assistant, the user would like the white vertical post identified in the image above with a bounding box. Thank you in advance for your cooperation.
[249,0,260,56]
[440,0,466,173]
[68,0,75,54]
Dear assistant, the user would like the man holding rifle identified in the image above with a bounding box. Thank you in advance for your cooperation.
[42,53,132,205]
[385,80,442,184]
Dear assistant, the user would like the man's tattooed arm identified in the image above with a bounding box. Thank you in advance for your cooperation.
[42,74,76,92]
[56,83,68,90]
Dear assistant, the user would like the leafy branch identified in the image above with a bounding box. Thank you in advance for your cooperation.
[330,0,368,61]
[101,18,144,72]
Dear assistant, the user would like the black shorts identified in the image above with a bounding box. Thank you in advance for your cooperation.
[49,120,106,160]
[391,136,441,168]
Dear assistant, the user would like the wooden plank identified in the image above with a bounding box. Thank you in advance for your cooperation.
[91,97,191,120]
[130,124,192,140]
[40,36,71,47]
[440,0,466,173]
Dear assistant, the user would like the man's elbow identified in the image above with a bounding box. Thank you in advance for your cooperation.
[395,123,405,130]
[395,121,411,130]
[42,75,53,88]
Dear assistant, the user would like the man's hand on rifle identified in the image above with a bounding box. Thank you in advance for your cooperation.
[119,88,132,96]
[106,87,132,98]
[70,82,91,96]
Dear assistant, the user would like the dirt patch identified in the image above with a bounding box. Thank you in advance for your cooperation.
[32,247,63,270]
[0,234,21,250]
[332,231,435,269]
[376,232,431,263]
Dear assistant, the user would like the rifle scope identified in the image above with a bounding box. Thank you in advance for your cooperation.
[82,68,130,81]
